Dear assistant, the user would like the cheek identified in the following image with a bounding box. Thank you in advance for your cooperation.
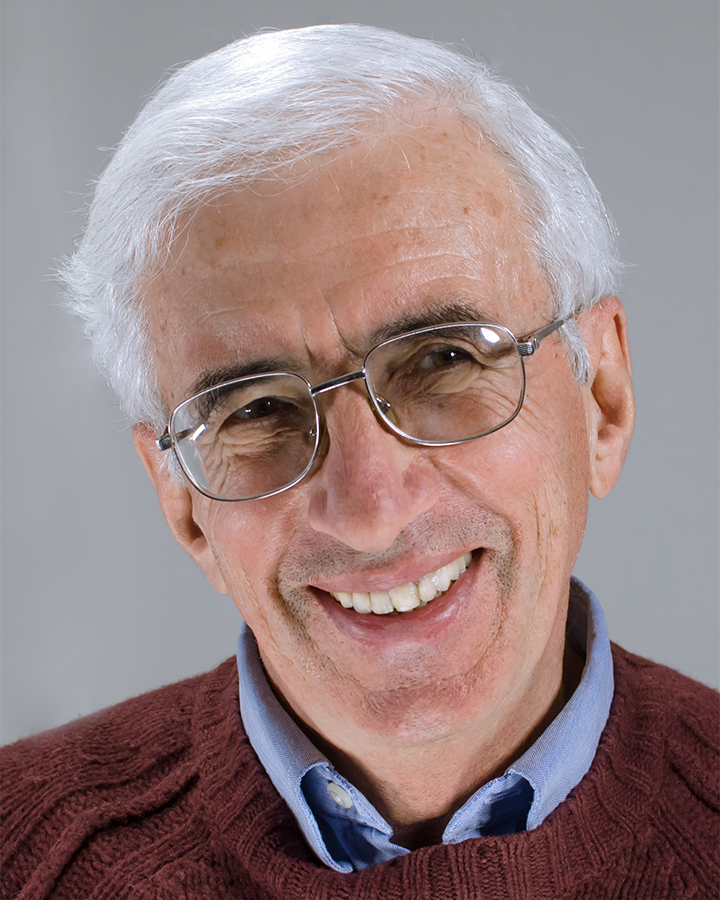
[199,497,298,608]
[439,382,590,565]
[518,391,591,571]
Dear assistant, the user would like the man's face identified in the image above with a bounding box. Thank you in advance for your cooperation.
[141,118,606,753]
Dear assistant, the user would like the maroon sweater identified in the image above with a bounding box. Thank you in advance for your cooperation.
[2,645,718,899]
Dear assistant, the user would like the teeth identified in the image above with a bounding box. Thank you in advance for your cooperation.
[389,582,421,612]
[330,552,472,616]
[418,575,436,603]
[445,560,460,581]
[352,592,372,614]
[432,566,451,593]
[370,591,393,615]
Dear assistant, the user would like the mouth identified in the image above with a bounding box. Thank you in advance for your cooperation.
[328,552,473,615]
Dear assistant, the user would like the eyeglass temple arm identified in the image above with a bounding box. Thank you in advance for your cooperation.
[156,427,195,452]
[516,317,568,357]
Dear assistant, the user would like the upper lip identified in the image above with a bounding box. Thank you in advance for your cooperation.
[309,549,476,594]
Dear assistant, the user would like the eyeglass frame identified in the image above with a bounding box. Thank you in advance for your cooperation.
[156,316,569,502]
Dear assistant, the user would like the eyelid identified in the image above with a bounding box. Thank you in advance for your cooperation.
[370,322,513,361]
[194,383,240,420]
[193,374,288,418]
[188,357,293,400]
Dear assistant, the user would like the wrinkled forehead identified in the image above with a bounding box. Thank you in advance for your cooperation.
[142,117,551,409]
[151,113,541,282]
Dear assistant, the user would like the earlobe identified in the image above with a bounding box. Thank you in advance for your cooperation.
[578,298,635,499]
[132,424,230,594]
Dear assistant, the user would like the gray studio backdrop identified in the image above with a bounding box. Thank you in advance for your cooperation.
[2,0,718,745]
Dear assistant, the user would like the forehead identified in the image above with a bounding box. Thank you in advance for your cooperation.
[143,116,549,407]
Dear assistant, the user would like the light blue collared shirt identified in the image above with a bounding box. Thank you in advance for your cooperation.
[236,577,613,872]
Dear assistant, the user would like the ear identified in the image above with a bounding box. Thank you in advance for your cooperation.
[576,297,635,499]
[132,423,229,594]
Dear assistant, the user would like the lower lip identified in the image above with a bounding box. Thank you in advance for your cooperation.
[311,551,484,645]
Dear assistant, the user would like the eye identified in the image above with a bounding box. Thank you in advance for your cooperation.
[418,345,474,369]
[217,396,310,438]
[232,395,288,420]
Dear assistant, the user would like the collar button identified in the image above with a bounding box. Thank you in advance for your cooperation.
[327,782,354,809]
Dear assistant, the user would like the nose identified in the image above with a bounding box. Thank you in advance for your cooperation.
[305,389,441,551]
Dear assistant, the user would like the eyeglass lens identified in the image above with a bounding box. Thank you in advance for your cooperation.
[170,324,525,501]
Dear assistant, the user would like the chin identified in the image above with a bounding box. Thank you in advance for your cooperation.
[353,664,499,746]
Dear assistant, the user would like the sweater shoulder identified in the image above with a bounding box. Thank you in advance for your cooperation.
[611,643,719,737]
[2,657,237,775]
[610,643,719,810]
[0,658,240,898]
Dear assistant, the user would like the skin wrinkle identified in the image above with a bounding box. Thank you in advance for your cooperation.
[134,116,634,846]
[161,176,531,303]
[181,186,510,268]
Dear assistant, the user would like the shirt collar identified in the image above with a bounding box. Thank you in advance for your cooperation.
[236,627,344,869]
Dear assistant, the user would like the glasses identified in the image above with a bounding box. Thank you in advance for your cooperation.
[157,318,567,502]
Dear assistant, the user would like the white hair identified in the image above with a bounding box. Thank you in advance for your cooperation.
[62,23,621,429]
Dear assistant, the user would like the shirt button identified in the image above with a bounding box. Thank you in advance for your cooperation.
[326,782,353,809]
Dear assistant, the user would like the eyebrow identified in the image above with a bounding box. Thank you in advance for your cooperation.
[185,300,498,399]
[367,301,499,346]
[188,357,292,399]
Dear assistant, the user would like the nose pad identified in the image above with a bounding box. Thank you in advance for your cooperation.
[372,393,401,430]
[374,394,390,413]
[311,417,330,468]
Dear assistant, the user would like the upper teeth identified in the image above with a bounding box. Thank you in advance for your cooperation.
[330,552,473,615]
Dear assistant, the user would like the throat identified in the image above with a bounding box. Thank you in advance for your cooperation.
[391,812,452,851]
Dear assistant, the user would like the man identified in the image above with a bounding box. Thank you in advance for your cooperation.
[2,24,717,899]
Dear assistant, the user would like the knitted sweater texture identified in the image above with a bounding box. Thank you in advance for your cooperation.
[2,644,718,899]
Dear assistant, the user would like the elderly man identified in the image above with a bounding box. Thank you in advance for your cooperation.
[2,24,717,899]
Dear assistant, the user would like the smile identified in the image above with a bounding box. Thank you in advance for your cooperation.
[329,552,473,615]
